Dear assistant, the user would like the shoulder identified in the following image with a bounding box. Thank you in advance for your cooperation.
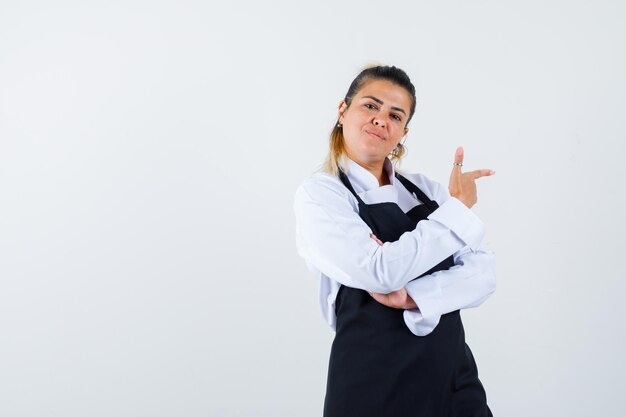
[398,171,450,206]
[294,172,358,211]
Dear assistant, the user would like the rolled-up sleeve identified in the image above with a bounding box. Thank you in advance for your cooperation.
[403,247,496,336]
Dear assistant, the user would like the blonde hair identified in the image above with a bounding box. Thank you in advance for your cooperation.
[320,64,415,176]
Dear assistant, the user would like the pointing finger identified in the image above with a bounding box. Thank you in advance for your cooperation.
[469,169,496,179]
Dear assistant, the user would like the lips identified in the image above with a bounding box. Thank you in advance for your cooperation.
[366,129,385,140]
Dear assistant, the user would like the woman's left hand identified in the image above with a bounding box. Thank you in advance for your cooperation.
[368,233,418,309]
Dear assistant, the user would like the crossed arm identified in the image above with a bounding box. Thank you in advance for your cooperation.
[367,232,496,335]
[356,147,497,334]
[294,148,495,335]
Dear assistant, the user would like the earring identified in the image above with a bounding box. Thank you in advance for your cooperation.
[391,142,404,157]
[337,122,343,127]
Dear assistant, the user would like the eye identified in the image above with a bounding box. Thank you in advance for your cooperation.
[364,103,377,110]
[392,114,402,121]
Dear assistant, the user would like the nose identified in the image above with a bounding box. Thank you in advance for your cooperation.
[373,116,386,128]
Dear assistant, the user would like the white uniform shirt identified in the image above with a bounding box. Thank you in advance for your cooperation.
[293,157,496,336]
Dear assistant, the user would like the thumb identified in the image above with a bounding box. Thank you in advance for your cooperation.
[453,146,464,170]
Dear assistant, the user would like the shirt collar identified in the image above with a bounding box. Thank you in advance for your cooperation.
[345,156,396,191]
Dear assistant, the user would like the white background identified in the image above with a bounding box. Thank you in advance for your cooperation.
[1,1,625,416]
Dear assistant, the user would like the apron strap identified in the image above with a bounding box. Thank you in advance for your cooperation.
[395,173,440,212]
[339,168,440,213]
[338,168,365,205]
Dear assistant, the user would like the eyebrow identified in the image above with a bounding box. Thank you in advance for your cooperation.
[361,95,407,116]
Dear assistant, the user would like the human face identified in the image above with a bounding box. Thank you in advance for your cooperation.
[338,79,411,166]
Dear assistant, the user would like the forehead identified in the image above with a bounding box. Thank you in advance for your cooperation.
[354,79,412,109]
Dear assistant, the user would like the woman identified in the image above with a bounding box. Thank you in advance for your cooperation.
[294,65,496,416]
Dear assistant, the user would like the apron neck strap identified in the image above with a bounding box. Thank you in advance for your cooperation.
[395,173,440,212]
[338,168,365,205]
[339,168,440,212]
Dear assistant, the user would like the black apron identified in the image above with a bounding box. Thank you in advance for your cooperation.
[323,169,492,417]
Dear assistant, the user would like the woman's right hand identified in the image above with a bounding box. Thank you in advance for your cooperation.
[448,146,495,209]
[368,287,418,309]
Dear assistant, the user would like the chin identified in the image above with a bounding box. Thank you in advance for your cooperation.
[358,150,387,162]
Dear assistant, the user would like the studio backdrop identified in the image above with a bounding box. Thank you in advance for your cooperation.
[1,1,624,416]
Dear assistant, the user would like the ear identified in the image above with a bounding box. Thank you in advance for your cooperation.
[404,127,409,136]
[337,100,348,122]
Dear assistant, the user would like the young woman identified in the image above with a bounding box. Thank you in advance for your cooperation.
[294,65,496,416]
